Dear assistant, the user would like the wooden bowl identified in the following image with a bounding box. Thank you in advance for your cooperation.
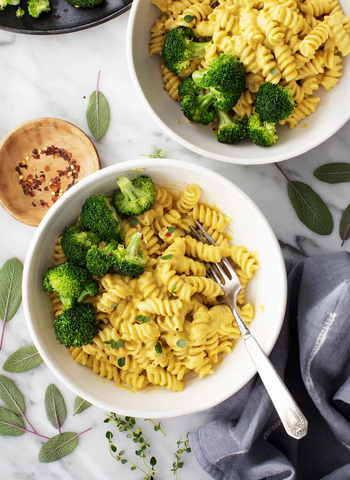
[0,118,100,227]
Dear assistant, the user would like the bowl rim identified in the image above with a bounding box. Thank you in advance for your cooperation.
[23,159,287,417]
[126,0,350,166]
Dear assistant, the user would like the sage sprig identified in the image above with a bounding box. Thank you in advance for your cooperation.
[45,384,67,433]
[104,414,157,479]
[275,163,333,235]
[86,71,110,141]
[3,346,43,373]
[0,258,23,350]
[0,376,91,462]
[39,430,92,463]
[73,396,92,416]
[340,204,350,246]
[314,163,350,184]
[171,432,191,479]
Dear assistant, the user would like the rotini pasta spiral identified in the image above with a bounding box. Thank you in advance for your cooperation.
[190,204,231,232]
[280,96,320,128]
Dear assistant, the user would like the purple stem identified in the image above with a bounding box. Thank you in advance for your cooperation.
[1,421,50,440]
[23,413,37,434]
[274,163,300,196]
[341,223,350,247]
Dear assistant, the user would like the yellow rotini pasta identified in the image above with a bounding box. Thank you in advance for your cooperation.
[49,182,259,393]
[150,0,350,132]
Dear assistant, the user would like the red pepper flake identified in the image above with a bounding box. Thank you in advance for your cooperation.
[32,155,40,160]
[75,165,80,173]
[32,202,36,207]
[27,174,33,179]
[32,148,38,155]
[40,174,45,180]
[83,96,86,99]
[19,163,28,169]
[15,166,22,175]
[165,232,172,237]
[54,14,61,18]
[44,186,49,192]
[44,165,50,172]
[28,191,35,198]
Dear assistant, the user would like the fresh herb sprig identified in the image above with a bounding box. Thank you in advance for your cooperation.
[275,163,333,236]
[104,414,157,479]
[171,432,191,479]
[141,146,166,159]
[144,418,166,436]
[0,375,92,463]
[0,258,23,350]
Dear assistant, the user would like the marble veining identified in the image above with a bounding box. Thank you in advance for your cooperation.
[0,9,349,480]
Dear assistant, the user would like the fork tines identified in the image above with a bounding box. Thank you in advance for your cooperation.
[189,220,237,286]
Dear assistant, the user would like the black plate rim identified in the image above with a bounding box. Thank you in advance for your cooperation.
[0,1,131,35]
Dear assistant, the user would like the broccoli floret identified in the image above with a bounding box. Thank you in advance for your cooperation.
[162,26,211,75]
[178,76,200,98]
[247,113,278,147]
[86,241,117,278]
[42,262,98,310]
[61,222,100,267]
[54,303,98,348]
[112,232,147,278]
[180,92,216,125]
[113,176,156,217]
[28,0,50,17]
[217,110,246,144]
[65,0,103,6]
[81,194,124,243]
[192,53,246,110]
[255,83,295,123]
[16,6,25,16]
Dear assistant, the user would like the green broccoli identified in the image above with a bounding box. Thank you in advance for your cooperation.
[28,0,50,17]
[81,194,124,243]
[65,0,103,6]
[42,262,98,310]
[86,241,117,278]
[255,83,295,123]
[180,92,216,125]
[247,113,278,147]
[192,53,246,110]
[113,176,156,217]
[178,76,200,98]
[217,110,246,144]
[16,6,25,16]
[162,26,211,75]
[54,303,98,348]
[112,232,147,278]
[61,222,100,267]
[0,0,20,9]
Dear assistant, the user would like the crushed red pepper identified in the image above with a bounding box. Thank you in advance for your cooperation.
[15,145,81,207]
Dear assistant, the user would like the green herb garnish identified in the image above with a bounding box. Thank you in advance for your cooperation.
[129,218,140,226]
[135,315,151,323]
[176,339,187,348]
[104,339,125,348]
[141,145,166,159]
[162,254,173,260]
[155,342,163,356]
[171,432,191,478]
[269,68,280,76]
[184,14,195,23]
[167,226,176,233]
[117,358,126,368]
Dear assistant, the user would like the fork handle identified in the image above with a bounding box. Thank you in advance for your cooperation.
[243,334,308,440]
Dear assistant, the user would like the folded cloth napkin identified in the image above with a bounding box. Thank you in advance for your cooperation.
[190,252,350,480]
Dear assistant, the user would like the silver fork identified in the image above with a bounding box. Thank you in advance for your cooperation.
[190,220,308,440]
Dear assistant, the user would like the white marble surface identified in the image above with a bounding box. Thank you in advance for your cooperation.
[0,8,350,480]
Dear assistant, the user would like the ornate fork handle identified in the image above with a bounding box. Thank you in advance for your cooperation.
[232,306,308,439]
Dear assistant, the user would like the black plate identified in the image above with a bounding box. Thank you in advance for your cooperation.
[0,0,132,35]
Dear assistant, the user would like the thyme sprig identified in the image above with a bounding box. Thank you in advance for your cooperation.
[171,432,191,479]
[144,418,166,436]
[104,414,157,479]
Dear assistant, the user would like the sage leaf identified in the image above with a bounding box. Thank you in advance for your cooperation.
[73,396,92,416]
[39,432,79,463]
[45,384,67,430]
[3,346,43,373]
[287,181,333,235]
[340,203,350,246]
[0,258,23,322]
[269,68,280,76]
[184,14,195,22]
[86,72,110,141]
[0,375,26,416]
[0,406,25,436]
[314,163,350,184]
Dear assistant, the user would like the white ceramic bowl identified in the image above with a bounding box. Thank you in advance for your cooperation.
[127,1,350,165]
[23,159,287,418]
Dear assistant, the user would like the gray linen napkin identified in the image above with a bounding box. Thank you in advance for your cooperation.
[190,252,350,480]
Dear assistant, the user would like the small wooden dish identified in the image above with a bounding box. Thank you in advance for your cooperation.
[0,118,100,227]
